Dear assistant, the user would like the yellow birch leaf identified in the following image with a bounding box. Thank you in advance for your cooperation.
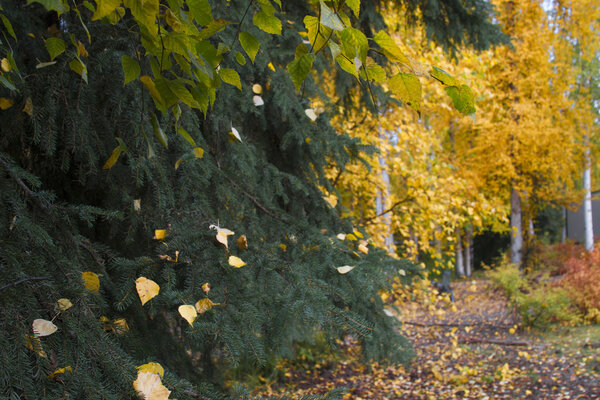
[153,229,167,240]
[201,282,211,295]
[353,230,364,238]
[228,255,246,268]
[24,334,46,357]
[195,298,217,314]
[81,271,100,293]
[112,318,129,334]
[135,277,160,306]
[398,269,406,276]
[192,147,204,158]
[346,233,357,241]
[178,304,197,326]
[279,243,287,251]
[305,137,311,144]
[32,318,58,337]
[133,199,141,211]
[237,234,248,250]
[0,97,14,109]
[48,366,72,379]
[22,97,33,116]
[252,83,263,94]
[137,362,164,378]
[133,371,171,400]
[323,194,337,207]
[268,62,275,71]
[336,265,354,274]
[210,224,234,249]
[57,298,73,311]
[230,126,242,142]
[77,40,88,57]
[336,233,346,240]
[253,95,264,106]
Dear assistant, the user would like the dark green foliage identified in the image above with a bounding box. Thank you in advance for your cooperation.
[0,1,504,399]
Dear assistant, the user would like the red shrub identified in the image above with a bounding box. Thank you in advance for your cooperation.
[560,246,600,322]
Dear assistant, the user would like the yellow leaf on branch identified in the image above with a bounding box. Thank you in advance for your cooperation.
[228,255,246,268]
[82,271,100,293]
[178,304,197,326]
[135,277,160,306]
[32,319,57,337]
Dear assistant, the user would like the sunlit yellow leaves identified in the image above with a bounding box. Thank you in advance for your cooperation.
[237,234,248,250]
[82,271,100,293]
[57,298,73,311]
[336,265,354,274]
[135,277,160,306]
[195,298,217,314]
[0,97,13,109]
[133,371,170,400]
[228,255,246,268]
[358,240,369,254]
[323,194,337,207]
[47,366,72,379]
[32,319,57,337]
[178,304,197,326]
[137,362,164,378]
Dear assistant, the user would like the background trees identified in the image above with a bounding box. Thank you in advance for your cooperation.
[0,0,505,399]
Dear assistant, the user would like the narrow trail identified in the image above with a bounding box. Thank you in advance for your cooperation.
[260,279,600,399]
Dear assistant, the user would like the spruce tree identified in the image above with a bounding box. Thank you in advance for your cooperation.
[0,0,505,398]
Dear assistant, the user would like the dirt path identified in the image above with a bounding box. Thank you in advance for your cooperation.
[259,279,600,399]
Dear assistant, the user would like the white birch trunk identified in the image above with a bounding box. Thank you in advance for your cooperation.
[510,187,523,265]
[376,125,394,254]
[584,147,594,251]
[455,227,465,277]
[464,225,473,277]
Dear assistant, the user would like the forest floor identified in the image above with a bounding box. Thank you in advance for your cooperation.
[257,279,600,399]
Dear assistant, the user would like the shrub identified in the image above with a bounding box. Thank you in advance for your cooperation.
[487,261,529,298]
[561,247,600,323]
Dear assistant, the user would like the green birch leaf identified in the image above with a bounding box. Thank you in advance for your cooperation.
[219,68,241,90]
[319,0,343,31]
[286,53,314,91]
[373,31,409,65]
[430,66,460,86]
[121,55,140,85]
[198,19,230,39]
[304,15,332,53]
[69,58,88,83]
[45,37,66,60]
[445,84,475,115]
[253,11,281,35]
[102,146,122,169]
[91,0,121,21]
[27,0,69,13]
[167,79,198,108]
[336,55,357,77]
[178,126,196,146]
[239,32,259,63]
[0,14,16,40]
[345,0,360,17]
[340,27,368,63]
[123,0,158,35]
[235,51,246,65]
[140,75,164,107]
[152,114,168,149]
[389,72,421,113]
[359,62,386,82]
[187,0,212,25]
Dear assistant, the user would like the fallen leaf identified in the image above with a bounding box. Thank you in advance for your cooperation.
[47,365,72,379]
[135,277,160,306]
[237,234,248,250]
[0,97,14,109]
[81,271,100,293]
[230,126,242,142]
[32,319,58,337]
[133,199,141,211]
[24,334,46,357]
[112,318,129,334]
[153,229,167,240]
[22,97,33,116]
[56,298,73,311]
[178,304,197,326]
[210,224,234,249]
[201,282,211,295]
[229,255,247,268]
[268,62,275,71]
[253,95,264,106]
[358,240,369,254]
[0,58,10,72]
[195,298,217,314]
[336,265,354,274]
[336,233,346,240]
[252,83,263,94]
[305,108,317,121]
[133,371,171,400]
[137,362,164,378]
[323,194,337,207]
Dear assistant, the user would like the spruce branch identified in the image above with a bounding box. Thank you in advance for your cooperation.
[222,174,288,223]
[0,155,48,211]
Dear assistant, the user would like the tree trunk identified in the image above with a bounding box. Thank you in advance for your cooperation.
[455,227,465,277]
[584,147,594,251]
[510,187,523,265]
[464,225,473,276]
[562,206,567,243]
[376,125,394,254]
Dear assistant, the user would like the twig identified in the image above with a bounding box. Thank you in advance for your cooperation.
[0,276,50,292]
[459,335,530,346]
[401,320,512,329]
[229,0,254,49]
[363,197,413,223]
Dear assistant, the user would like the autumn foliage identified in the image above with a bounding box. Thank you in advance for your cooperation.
[561,247,600,323]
